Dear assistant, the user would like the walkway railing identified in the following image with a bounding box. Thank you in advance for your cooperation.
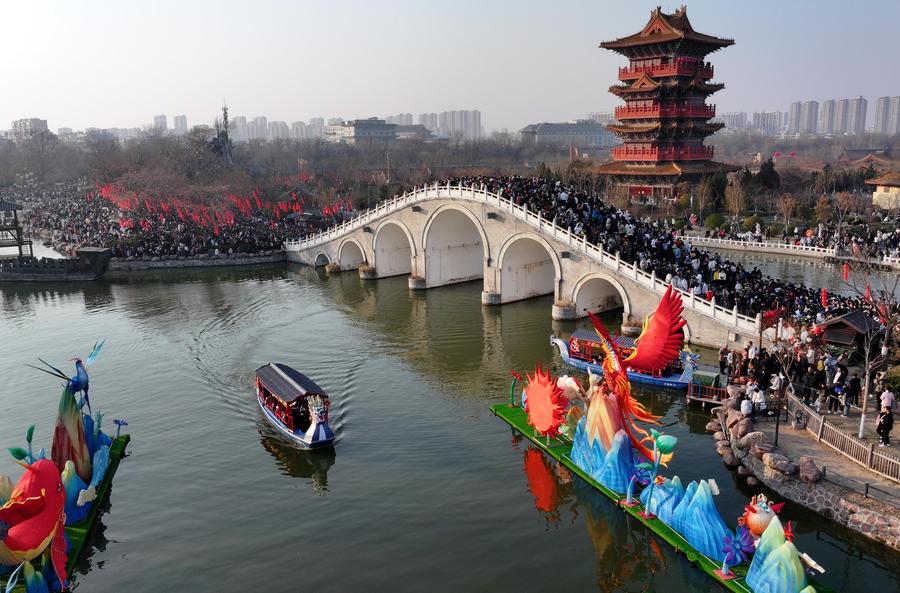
[682,236,836,257]
[786,393,900,484]
[684,235,900,270]
[285,182,762,335]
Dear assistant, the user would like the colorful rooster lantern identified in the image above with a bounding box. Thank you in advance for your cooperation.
[524,366,569,439]
[0,457,69,588]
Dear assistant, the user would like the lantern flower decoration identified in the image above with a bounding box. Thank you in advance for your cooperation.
[637,428,677,517]
[509,370,524,406]
[783,520,795,542]
[113,419,129,439]
[721,525,755,576]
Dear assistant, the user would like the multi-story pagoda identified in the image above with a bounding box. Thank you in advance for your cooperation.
[596,6,737,200]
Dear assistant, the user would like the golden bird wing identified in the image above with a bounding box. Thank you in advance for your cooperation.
[623,285,687,373]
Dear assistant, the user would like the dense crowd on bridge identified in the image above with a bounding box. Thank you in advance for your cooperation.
[11,183,317,258]
[447,175,893,327]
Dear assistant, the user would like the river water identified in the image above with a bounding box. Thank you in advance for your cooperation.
[0,261,897,593]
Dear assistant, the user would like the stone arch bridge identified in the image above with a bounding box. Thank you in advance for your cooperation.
[285,183,762,348]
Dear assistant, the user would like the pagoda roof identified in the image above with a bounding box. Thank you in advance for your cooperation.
[601,6,734,53]
[607,122,661,134]
[866,171,900,187]
[594,160,738,177]
[607,121,723,135]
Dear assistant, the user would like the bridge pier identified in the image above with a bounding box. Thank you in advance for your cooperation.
[481,291,501,306]
[408,276,426,290]
[551,302,576,320]
[359,265,377,280]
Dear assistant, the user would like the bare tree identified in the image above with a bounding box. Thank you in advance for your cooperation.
[725,181,746,220]
[777,192,797,227]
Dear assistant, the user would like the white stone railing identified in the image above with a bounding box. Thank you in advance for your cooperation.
[681,235,837,257]
[285,182,761,334]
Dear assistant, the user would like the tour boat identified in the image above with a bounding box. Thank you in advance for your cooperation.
[255,363,335,448]
[550,329,697,390]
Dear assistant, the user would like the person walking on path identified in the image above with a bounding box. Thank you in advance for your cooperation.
[848,373,861,407]
[881,387,895,411]
[876,406,893,447]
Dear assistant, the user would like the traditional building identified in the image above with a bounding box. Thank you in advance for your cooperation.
[595,6,737,200]
[866,171,900,210]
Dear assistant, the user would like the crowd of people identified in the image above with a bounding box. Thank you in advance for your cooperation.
[13,182,319,259]
[448,175,890,325]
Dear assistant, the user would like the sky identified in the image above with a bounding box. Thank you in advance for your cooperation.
[2,0,898,133]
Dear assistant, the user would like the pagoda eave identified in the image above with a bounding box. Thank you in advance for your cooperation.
[594,160,739,177]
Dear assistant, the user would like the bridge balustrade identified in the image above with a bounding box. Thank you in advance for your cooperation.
[284,182,762,333]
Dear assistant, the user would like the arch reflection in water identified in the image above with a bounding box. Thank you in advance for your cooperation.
[257,421,336,494]
[520,445,710,593]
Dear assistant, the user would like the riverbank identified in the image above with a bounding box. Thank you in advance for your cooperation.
[709,396,900,551]
[108,250,286,271]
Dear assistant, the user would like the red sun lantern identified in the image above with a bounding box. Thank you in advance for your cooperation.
[524,365,568,437]
[773,151,782,158]
[789,151,797,157]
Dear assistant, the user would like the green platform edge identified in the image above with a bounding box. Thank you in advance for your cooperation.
[1,434,131,592]
[491,403,837,593]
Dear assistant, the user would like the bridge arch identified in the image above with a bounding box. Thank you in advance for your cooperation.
[314,252,330,267]
[373,220,415,277]
[422,205,488,287]
[497,233,561,303]
[571,272,630,319]
[338,238,367,270]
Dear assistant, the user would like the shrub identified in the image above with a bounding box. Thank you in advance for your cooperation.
[704,212,724,229]
[741,215,762,232]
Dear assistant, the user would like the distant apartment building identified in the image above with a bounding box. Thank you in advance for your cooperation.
[268,121,290,140]
[751,111,782,135]
[250,116,268,140]
[290,121,307,140]
[787,102,802,134]
[173,115,188,135]
[873,96,900,135]
[846,96,867,135]
[834,99,849,135]
[385,113,413,126]
[799,101,818,134]
[418,113,439,133]
[153,115,167,131]
[819,100,836,135]
[10,118,49,142]
[325,118,396,145]
[588,111,616,125]
[307,117,326,138]
[519,120,618,149]
[715,112,747,132]
[437,110,481,140]
[231,116,248,142]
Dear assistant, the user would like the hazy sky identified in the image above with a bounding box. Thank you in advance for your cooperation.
[2,0,897,133]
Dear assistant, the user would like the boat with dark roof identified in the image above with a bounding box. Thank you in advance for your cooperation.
[255,363,335,448]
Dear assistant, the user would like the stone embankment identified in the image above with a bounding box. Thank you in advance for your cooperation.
[704,396,900,551]
[108,250,286,271]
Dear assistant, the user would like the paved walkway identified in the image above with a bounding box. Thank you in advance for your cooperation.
[754,419,900,505]
[800,396,899,461]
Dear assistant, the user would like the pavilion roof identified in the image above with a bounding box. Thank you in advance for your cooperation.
[600,6,734,53]
[866,171,900,187]
[594,160,738,177]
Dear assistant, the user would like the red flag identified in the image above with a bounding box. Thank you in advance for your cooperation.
[821,288,828,308]
[842,263,849,281]
[865,283,872,302]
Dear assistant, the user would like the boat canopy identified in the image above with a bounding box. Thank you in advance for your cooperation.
[255,363,328,405]
[569,329,636,349]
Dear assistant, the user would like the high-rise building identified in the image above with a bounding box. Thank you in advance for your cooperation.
[290,121,307,140]
[595,6,735,200]
[847,96,867,135]
[819,100,835,135]
[418,113,438,133]
[715,112,747,131]
[385,113,413,126]
[10,118,49,142]
[250,116,268,140]
[588,111,616,124]
[752,111,782,136]
[268,121,290,140]
[173,115,188,135]
[834,99,849,134]
[799,101,818,134]
[231,116,248,142]
[307,117,326,138]
[787,102,802,134]
[153,115,167,131]
[888,97,900,135]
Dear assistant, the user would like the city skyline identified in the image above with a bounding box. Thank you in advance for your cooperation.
[2,0,899,133]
